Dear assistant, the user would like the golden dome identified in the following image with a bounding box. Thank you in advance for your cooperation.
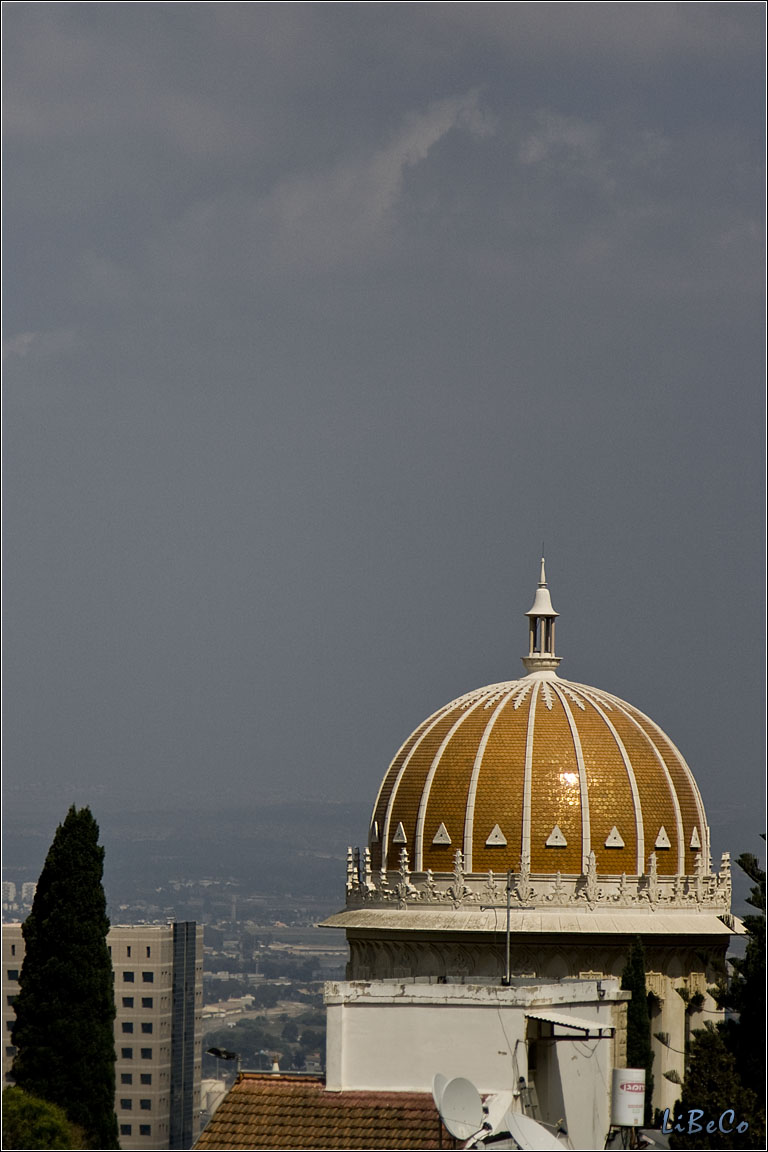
[369,672,708,880]
[369,562,709,882]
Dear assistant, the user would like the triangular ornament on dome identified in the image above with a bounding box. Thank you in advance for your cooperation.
[392,822,407,844]
[605,826,625,849]
[655,826,671,849]
[432,822,451,845]
[370,821,380,844]
[485,824,507,847]
[690,827,701,850]
[545,824,567,847]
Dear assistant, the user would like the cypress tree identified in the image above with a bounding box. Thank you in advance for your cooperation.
[11,806,119,1149]
[621,936,655,1125]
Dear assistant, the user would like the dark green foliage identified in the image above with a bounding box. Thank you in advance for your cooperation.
[704,846,767,1145]
[11,807,119,1150]
[251,983,281,1008]
[719,850,766,1102]
[258,955,315,980]
[668,1024,764,1149]
[2,1086,87,1150]
[671,844,766,1149]
[620,937,655,1125]
[203,1003,327,1076]
[299,1028,323,1052]
[281,1019,299,1042]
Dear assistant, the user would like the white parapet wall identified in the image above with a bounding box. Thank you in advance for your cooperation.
[324,977,628,1152]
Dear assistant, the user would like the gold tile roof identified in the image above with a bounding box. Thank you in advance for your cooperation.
[370,673,708,879]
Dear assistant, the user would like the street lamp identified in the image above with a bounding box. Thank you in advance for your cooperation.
[207,1047,240,1079]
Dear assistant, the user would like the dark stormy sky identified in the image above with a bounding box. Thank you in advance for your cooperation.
[3,3,764,866]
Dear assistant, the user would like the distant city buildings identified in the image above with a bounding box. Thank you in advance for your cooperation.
[2,881,35,915]
[3,921,203,1151]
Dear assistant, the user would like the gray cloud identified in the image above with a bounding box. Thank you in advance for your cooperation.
[3,3,763,872]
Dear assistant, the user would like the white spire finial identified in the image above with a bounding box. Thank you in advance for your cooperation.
[522,558,562,675]
[525,558,558,618]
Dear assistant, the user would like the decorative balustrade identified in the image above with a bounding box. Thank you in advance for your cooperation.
[344,847,732,912]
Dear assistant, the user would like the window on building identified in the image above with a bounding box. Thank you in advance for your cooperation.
[6,1046,17,1058]
[146,946,151,957]
[141,971,154,983]
[126,946,131,958]
[7,970,19,981]
[124,971,135,983]
[141,1022,152,1034]
[10,945,15,956]
[139,1125,151,1136]
[122,1022,134,1033]
[120,1099,132,1110]
[122,997,134,1008]
[121,1048,133,1059]
[140,1048,152,1059]
[6,1021,14,1031]
[140,1099,151,1110]
[141,997,153,1008]
[6,995,18,1007]
[121,1073,133,1085]
[120,1124,131,1137]
[140,1074,152,1085]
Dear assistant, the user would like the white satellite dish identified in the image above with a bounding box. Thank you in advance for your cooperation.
[500,1110,565,1150]
[438,1076,486,1140]
[483,1090,515,1134]
[432,1072,448,1111]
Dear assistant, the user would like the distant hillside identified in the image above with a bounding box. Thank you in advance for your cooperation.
[3,799,370,908]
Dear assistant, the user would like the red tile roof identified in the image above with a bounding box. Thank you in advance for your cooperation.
[195,1073,454,1150]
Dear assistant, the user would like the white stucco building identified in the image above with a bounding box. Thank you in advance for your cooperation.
[326,976,628,1150]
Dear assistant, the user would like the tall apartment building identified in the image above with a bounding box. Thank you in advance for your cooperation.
[3,922,203,1151]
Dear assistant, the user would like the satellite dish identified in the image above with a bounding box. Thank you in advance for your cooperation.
[439,1076,485,1140]
[432,1072,448,1112]
[484,1090,515,1134]
[500,1110,565,1151]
